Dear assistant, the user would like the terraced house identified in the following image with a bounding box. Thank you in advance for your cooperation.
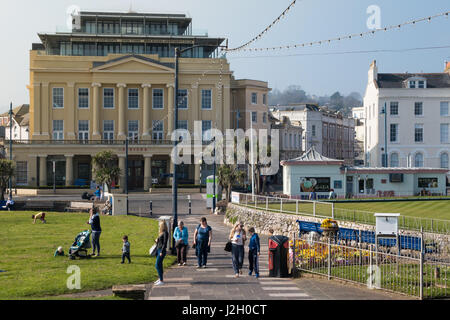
[7,11,233,191]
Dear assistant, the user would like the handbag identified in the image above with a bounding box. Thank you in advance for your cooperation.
[224,241,232,252]
[149,244,157,257]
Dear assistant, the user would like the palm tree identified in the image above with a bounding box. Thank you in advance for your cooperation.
[92,151,121,193]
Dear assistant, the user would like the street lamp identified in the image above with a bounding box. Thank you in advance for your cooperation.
[125,138,129,215]
[198,158,203,193]
[8,102,13,198]
[212,136,216,213]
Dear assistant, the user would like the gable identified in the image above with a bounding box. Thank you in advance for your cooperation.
[92,56,174,73]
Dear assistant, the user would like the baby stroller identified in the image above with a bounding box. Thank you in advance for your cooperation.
[69,230,92,260]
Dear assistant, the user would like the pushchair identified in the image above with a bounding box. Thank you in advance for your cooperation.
[69,230,92,260]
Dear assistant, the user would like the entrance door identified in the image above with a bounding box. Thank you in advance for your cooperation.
[346,176,353,198]
[128,160,144,190]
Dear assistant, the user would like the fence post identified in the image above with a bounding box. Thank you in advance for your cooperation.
[313,201,316,217]
[296,200,299,215]
[419,226,424,300]
[280,198,283,212]
[246,194,248,206]
[189,199,192,215]
[266,196,268,211]
[353,210,356,222]
[431,219,434,233]
[327,237,331,280]
[149,201,153,216]
[331,203,335,219]
[255,196,257,209]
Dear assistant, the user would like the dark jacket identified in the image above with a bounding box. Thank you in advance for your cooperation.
[156,231,169,253]
[248,233,260,253]
[89,214,101,232]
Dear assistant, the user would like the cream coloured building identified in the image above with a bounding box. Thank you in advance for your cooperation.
[6,11,232,191]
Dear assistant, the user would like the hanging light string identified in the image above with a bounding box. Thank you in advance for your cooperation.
[225,10,450,53]
[226,0,298,52]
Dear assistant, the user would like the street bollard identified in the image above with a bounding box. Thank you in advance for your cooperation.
[150,201,153,216]
[189,200,192,215]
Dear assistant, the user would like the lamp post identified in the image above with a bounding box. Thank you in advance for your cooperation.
[125,138,129,215]
[8,102,13,198]
[213,136,216,213]
[198,158,203,193]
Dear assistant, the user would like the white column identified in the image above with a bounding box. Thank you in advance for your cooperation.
[142,84,152,139]
[39,155,47,187]
[117,83,127,139]
[65,154,74,186]
[92,83,102,139]
[144,155,152,191]
[167,84,174,138]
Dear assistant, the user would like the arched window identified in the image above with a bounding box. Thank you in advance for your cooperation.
[390,153,399,167]
[441,153,449,169]
[414,153,424,168]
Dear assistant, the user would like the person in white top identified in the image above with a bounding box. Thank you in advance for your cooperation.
[229,222,247,278]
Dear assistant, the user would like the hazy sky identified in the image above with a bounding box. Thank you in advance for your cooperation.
[1,0,449,113]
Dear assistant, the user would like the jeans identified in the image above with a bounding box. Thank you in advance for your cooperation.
[248,248,259,275]
[176,244,187,263]
[231,244,244,274]
[196,239,209,267]
[92,231,101,255]
[121,252,131,263]
[155,248,166,281]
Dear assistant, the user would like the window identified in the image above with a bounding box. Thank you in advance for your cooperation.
[251,93,257,104]
[16,161,27,185]
[103,88,114,108]
[312,125,316,137]
[441,153,449,169]
[441,124,449,143]
[128,88,139,109]
[52,120,64,140]
[263,112,267,123]
[177,89,188,109]
[390,124,398,142]
[202,120,212,141]
[78,120,89,142]
[414,153,424,167]
[103,120,114,141]
[441,102,449,116]
[201,89,212,110]
[252,112,257,123]
[418,80,425,88]
[414,124,423,142]
[418,177,438,188]
[414,102,423,116]
[52,88,64,108]
[409,81,416,88]
[78,88,89,109]
[152,120,164,141]
[263,94,267,105]
[128,120,139,140]
[152,89,164,109]
[390,102,399,115]
[390,153,399,167]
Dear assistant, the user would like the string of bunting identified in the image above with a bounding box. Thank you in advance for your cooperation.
[226,0,298,52]
[225,10,450,53]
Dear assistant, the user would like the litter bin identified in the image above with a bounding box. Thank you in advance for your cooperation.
[268,235,290,278]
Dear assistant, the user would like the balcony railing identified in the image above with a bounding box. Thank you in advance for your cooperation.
[7,139,174,146]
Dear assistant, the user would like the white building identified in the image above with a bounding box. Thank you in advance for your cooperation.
[363,61,450,182]
[271,104,356,165]
[281,147,448,199]
[1,104,30,140]
[352,106,365,166]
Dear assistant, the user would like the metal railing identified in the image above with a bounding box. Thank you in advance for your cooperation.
[291,230,450,299]
[233,192,450,234]
[6,139,173,146]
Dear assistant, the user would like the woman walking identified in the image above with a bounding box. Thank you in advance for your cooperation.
[229,222,247,278]
[87,207,101,257]
[154,220,169,286]
[173,221,189,266]
[193,217,212,268]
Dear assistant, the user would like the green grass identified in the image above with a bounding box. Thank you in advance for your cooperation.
[0,211,176,300]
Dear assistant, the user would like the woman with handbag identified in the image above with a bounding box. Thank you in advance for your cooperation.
[193,217,212,268]
[154,220,169,286]
[173,221,189,266]
[229,222,247,278]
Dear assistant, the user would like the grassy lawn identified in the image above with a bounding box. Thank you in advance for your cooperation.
[0,211,176,300]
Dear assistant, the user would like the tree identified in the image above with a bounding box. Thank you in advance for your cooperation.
[217,164,246,202]
[0,159,15,201]
[92,151,121,193]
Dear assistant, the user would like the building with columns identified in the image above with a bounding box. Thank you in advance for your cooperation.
[6,11,232,190]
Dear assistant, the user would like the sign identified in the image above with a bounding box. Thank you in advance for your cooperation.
[374,213,400,237]
[231,192,240,204]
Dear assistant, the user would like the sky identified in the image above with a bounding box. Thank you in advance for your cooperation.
[1,0,449,113]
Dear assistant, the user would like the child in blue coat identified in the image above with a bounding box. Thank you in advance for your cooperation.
[247,227,260,278]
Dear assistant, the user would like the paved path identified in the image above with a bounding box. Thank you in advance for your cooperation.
[147,194,407,300]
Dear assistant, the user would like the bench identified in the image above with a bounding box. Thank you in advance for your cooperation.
[112,285,146,300]
[24,201,54,210]
[65,202,94,213]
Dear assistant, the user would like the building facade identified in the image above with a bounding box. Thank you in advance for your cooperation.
[364,60,450,182]
[352,106,365,166]
[6,11,232,190]
[271,104,356,165]
[1,104,30,141]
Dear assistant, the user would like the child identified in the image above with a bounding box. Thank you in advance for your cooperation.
[54,246,65,257]
[121,235,131,264]
[247,227,260,278]
[32,212,46,224]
